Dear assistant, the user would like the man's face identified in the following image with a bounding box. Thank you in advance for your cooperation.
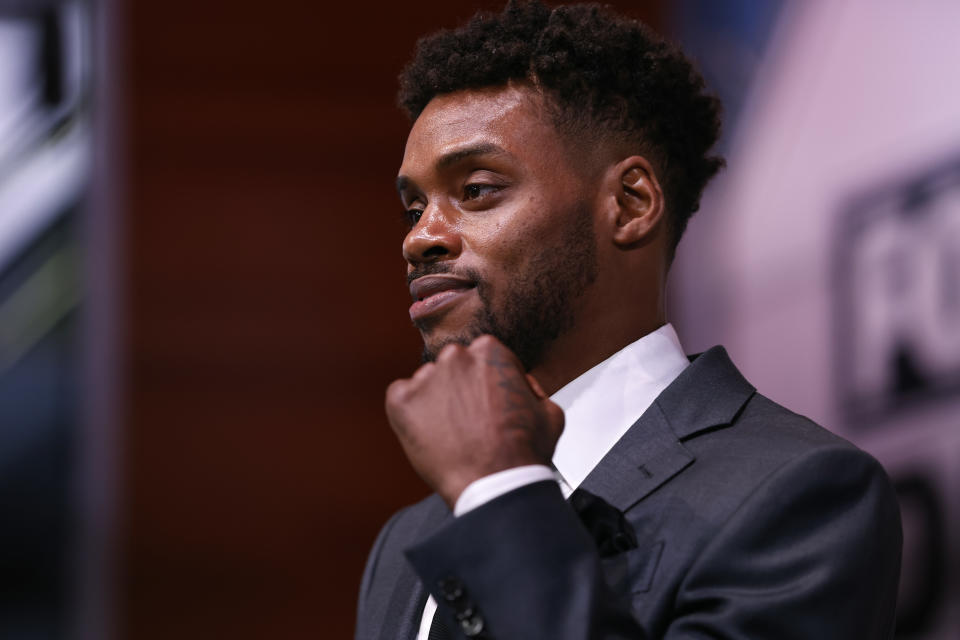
[396,85,599,370]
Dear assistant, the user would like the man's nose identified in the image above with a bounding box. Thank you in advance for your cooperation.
[402,203,461,264]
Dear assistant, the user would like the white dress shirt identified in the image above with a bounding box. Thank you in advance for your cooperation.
[416,324,690,639]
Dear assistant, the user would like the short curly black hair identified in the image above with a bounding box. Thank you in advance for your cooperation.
[398,0,724,257]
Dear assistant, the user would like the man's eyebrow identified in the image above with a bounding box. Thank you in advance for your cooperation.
[435,142,510,170]
[396,142,511,197]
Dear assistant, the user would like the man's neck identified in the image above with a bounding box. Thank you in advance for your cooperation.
[529,315,667,396]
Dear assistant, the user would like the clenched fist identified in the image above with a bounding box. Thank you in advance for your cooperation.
[385,335,565,507]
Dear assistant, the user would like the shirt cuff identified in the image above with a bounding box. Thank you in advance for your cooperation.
[453,464,558,516]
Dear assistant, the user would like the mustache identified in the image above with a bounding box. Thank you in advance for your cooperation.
[407,263,483,287]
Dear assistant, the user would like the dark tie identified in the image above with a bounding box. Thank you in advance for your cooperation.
[427,610,452,640]
[568,488,638,557]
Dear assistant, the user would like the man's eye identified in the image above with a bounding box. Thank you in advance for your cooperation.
[405,209,424,226]
[463,183,498,201]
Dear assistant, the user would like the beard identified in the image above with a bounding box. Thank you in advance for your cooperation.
[413,205,598,371]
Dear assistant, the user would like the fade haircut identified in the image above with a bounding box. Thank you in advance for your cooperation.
[398,0,724,258]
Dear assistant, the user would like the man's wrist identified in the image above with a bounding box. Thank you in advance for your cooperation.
[453,465,558,516]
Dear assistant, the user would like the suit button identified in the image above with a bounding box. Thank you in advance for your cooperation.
[437,576,464,602]
[459,613,484,637]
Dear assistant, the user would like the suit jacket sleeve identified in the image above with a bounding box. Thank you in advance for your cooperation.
[406,479,645,638]
[404,446,901,639]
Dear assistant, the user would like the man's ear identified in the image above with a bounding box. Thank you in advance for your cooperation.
[609,156,665,247]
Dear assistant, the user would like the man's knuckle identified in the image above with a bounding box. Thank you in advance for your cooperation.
[473,334,498,349]
[437,343,462,361]
[412,362,434,380]
[384,382,400,407]
[386,380,409,404]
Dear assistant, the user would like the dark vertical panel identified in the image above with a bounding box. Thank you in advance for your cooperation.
[120,2,667,637]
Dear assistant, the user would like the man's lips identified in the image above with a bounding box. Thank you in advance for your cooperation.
[408,275,476,321]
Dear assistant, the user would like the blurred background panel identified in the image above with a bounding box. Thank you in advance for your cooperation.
[0,0,89,637]
[671,1,960,637]
[0,1,956,639]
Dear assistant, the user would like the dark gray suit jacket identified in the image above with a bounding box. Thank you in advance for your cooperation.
[356,347,902,639]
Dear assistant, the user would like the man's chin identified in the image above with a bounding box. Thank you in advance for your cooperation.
[419,330,480,363]
[416,303,493,362]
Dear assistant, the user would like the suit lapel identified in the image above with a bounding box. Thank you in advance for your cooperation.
[580,346,755,513]
[579,400,694,512]
[378,496,451,640]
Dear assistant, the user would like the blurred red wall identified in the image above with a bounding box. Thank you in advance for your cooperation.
[119,2,667,637]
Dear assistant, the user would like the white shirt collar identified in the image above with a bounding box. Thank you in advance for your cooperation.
[550,323,689,495]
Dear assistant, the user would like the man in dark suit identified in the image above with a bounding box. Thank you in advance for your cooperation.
[356,2,902,638]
